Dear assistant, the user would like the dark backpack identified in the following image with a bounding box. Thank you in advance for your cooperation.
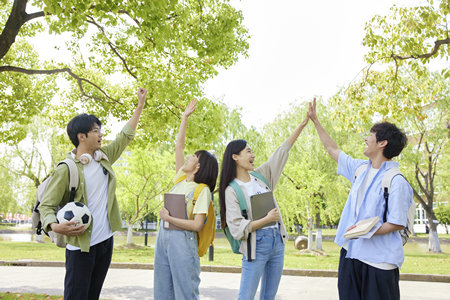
[224,171,269,261]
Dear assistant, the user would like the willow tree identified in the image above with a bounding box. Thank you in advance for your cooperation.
[0,0,249,144]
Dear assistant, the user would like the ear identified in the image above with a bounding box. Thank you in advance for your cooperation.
[192,163,200,175]
[378,140,388,148]
[77,132,86,143]
[232,154,239,161]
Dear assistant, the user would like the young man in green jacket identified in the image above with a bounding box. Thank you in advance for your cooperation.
[39,88,147,300]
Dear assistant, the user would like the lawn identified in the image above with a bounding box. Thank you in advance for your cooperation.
[0,230,449,275]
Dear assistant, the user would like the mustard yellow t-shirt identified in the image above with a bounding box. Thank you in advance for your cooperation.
[170,170,210,217]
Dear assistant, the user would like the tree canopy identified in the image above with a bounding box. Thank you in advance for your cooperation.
[0,0,249,144]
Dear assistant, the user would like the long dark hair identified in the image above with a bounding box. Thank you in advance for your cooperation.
[194,150,218,192]
[219,139,247,230]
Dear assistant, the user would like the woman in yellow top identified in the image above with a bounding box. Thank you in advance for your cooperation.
[154,100,218,300]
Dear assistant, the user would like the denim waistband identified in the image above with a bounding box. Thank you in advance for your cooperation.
[256,226,280,237]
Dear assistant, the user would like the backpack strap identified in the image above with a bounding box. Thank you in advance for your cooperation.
[229,180,248,214]
[354,164,368,181]
[250,171,269,188]
[190,183,209,219]
[229,179,253,261]
[58,159,79,202]
[381,167,402,222]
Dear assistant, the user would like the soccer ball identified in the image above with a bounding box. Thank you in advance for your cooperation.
[57,202,92,229]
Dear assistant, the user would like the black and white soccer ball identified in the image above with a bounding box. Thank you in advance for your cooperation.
[57,202,92,229]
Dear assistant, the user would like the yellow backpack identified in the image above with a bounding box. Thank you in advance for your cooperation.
[174,175,216,257]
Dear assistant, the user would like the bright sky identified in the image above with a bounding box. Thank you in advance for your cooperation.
[203,0,404,128]
[27,0,417,135]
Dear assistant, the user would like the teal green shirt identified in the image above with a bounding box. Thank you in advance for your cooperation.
[39,123,135,252]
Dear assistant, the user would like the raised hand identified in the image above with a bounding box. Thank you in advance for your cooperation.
[182,99,198,119]
[137,87,148,108]
[308,97,318,123]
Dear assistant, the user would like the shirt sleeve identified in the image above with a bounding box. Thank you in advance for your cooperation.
[225,186,251,240]
[255,141,292,190]
[39,165,70,232]
[337,151,367,183]
[386,175,413,226]
[101,123,135,164]
[192,187,211,215]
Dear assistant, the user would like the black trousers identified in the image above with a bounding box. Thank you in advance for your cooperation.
[64,236,114,300]
[338,248,400,300]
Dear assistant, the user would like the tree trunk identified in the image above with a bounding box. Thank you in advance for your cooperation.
[307,221,313,251]
[126,225,133,244]
[315,211,322,250]
[306,205,313,251]
[427,216,442,253]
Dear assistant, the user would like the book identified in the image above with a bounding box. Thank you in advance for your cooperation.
[250,191,277,227]
[344,216,380,239]
[163,193,186,230]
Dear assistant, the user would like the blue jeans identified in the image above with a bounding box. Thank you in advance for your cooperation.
[238,227,285,300]
[154,221,200,300]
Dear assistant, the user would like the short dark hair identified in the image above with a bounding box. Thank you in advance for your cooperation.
[66,114,101,147]
[194,150,218,192]
[218,139,247,230]
[370,122,407,159]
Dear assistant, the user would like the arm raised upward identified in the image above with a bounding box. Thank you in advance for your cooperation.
[175,99,198,173]
[308,98,341,162]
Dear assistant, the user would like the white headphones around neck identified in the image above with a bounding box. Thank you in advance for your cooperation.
[71,149,103,165]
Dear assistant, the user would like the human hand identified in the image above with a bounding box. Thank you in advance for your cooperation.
[345,224,359,239]
[50,221,86,237]
[265,208,281,224]
[308,98,318,123]
[159,207,170,221]
[182,99,198,119]
[300,110,309,127]
[137,88,148,108]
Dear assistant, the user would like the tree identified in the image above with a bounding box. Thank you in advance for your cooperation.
[435,204,450,234]
[363,0,449,80]
[0,0,249,144]
[0,117,70,213]
[261,102,359,252]
[0,157,19,216]
[331,67,449,253]
[331,0,449,252]
[115,144,173,245]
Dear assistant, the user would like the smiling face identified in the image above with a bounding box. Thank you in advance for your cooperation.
[182,153,200,174]
[363,131,386,158]
[232,144,255,172]
[79,124,103,152]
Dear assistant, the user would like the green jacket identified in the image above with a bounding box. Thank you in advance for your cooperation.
[39,124,135,252]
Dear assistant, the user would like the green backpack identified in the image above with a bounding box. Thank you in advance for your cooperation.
[224,171,269,261]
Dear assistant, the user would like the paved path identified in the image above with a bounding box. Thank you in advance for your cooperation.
[1,266,450,299]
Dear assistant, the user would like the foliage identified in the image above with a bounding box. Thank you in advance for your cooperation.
[435,204,450,233]
[0,157,18,215]
[115,144,174,229]
[363,0,449,79]
[0,117,70,213]
[260,101,359,232]
[0,0,249,145]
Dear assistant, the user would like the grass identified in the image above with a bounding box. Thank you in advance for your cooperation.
[0,292,62,299]
[1,231,449,275]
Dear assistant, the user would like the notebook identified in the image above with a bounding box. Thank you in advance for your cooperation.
[344,216,380,239]
[163,193,186,230]
[250,191,276,227]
